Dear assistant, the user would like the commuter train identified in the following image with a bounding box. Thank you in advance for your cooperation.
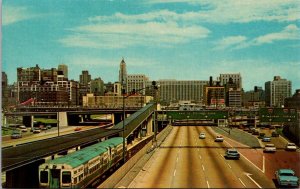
[39,137,125,188]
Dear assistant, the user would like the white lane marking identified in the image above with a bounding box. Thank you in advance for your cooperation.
[227,163,231,169]
[176,156,179,163]
[238,178,246,187]
[206,180,210,188]
[224,139,264,173]
[245,172,262,188]
[202,165,205,171]
[262,155,265,173]
[174,169,176,177]
[199,155,202,160]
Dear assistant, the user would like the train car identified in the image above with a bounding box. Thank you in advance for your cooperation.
[39,137,125,188]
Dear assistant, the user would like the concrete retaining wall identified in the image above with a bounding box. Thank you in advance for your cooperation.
[99,125,172,188]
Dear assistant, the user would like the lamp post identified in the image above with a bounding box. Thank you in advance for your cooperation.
[122,81,158,164]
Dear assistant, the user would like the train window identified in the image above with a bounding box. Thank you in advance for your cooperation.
[62,171,71,184]
[74,177,77,184]
[40,171,48,183]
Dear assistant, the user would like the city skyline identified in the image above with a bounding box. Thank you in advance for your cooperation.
[2,0,300,91]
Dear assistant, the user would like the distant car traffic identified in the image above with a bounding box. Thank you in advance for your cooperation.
[46,125,52,130]
[225,148,240,159]
[199,133,206,139]
[275,169,299,187]
[215,135,224,142]
[264,144,276,153]
[262,137,271,142]
[285,143,297,151]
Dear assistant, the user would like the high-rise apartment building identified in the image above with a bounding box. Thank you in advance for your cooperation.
[58,64,68,79]
[157,80,207,104]
[127,74,149,95]
[119,58,127,86]
[265,76,292,107]
[219,73,242,89]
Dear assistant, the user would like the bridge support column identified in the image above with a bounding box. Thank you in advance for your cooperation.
[111,113,115,124]
[146,116,153,135]
[3,115,7,126]
[58,112,68,127]
[23,116,32,127]
[31,115,34,129]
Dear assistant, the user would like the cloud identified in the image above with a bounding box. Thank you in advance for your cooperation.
[242,24,299,49]
[214,36,247,50]
[145,0,300,23]
[59,10,210,49]
[254,24,300,45]
[2,5,37,26]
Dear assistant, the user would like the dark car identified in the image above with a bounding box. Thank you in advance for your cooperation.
[225,148,240,159]
[271,131,279,137]
[11,130,22,139]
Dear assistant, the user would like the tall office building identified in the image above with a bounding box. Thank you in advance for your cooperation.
[79,70,91,85]
[219,73,242,89]
[119,58,127,86]
[265,76,292,107]
[157,80,207,104]
[127,74,149,95]
[58,64,68,79]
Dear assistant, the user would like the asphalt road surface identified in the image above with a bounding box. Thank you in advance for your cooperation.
[127,126,276,188]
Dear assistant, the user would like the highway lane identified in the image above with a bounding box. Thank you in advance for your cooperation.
[2,126,97,148]
[128,126,275,188]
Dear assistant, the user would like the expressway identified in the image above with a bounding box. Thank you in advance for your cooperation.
[127,126,277,188]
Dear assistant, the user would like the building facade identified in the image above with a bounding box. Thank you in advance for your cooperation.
[265,76,292,107]
[90,77,105,96]
[58,64,68,79]
[157,80,207,105]
[127,74,149,95]
[243,86,265,108]
[219,73,242,89]
[284,89,300,110]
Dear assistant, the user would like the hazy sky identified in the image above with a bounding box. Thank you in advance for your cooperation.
[2,0,300,91]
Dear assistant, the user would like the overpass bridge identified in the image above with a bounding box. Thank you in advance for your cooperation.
[2,103,156,188]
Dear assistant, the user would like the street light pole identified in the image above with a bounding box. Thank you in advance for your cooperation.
[122,88,126,164]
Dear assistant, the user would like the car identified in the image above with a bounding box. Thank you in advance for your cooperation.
[199,133,206,139]
[18,125,27,132]
[46,125,52,129]
[285,143,297,151]
[252,129,259,135]
[215,135,224,142]
[275,169,299,187]
[262,136,271,142]
[33,128,41,133]
[264,144,276,153]
[11,130,22,139]
[271,131,279,137]
[258,132,266,139]
[225,148,240,159]
[74,127,82,131]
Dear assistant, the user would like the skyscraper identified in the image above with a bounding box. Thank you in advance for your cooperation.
[119,58,127,87]
[265,76,292,107]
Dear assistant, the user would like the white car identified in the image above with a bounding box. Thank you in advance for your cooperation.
[199,133,206,139]
[18,125,28,132]
[285,143,297,151]
[215,135,224,142]
[264,144,276,153]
